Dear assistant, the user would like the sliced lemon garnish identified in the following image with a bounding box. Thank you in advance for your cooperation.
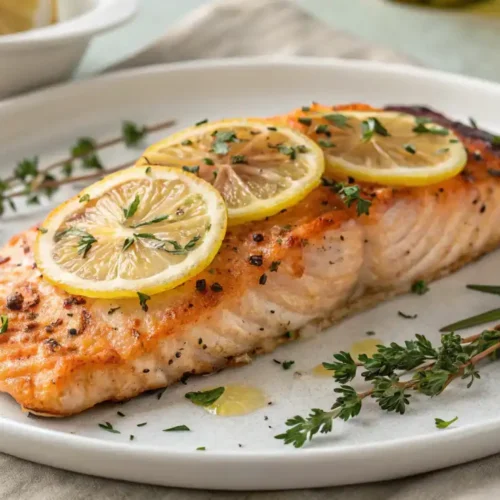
[291,110,467,187]
[0,0,56,35]
[136,119,324,225]
[35,166,227,299]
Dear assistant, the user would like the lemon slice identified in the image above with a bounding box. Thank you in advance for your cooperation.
[136,119,324,225]
[292,110,467,186]
[35,166,227,299]
[0,0,56,35]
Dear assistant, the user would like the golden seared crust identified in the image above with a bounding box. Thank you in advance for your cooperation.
[0,103,499,416]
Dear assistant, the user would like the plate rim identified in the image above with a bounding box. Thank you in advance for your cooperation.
[1,56,500,489]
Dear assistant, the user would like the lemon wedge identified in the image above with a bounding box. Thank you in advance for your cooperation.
[136,119,324,225]
[0,0,57,35]
[292,110,467,187]
[35,166,227,299]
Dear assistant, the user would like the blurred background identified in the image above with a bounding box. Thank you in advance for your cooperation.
[1,0,500,97]
[79,0,500,82]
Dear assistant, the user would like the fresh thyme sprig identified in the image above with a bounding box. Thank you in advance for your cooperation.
[276,329,500,448]
[0,119,175,216]
[321,177,372,216]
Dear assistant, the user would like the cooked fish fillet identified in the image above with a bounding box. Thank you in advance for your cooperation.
[1,105,500,416]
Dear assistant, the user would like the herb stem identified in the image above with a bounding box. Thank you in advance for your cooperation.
[3,119,175,188]
[5,160,134,199]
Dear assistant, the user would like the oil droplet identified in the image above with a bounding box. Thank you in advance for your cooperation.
[204,384,267,416]
[350,338,381,359]
[312,363,333,377]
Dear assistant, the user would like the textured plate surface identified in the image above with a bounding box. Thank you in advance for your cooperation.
[1,58,500,490]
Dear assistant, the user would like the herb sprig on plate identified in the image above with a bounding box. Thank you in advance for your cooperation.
[276,329,500,448]
[0,119,176,217]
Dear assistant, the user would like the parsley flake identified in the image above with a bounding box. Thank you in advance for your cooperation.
[123,195,140,220]
[324,113,351,129]
[182,165,200,175]
[79,194,90,203]
[122,121,147,147]
[435,416,458,429]
[0,315,8,334]
[163,425,191,432]
[411,280,429,295]
[98,422,120,434]
[185,387,225,406]
[137,292,151,312]
[361,117,390,142]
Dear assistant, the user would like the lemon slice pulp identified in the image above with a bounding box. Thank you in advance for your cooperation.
[35,166,227,299]
[137,119,324,225]
[0,0,56,35]
[292,110,467,186]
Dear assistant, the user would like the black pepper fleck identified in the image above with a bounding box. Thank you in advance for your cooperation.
[68,328,78,336]
[249,255,263,266]
[6,292,24,311]
[211,282,223,292]
[195,279,206,292]
[259,274,268,285]
[252,233,264,243]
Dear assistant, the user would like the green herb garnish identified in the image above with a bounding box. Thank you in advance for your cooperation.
[0,315,8,334]
[276,330,500,448]
[277,145,296,159]
[98,422,120,434]
[212,130,237,155]
[404,144,416,155]
[123,195,140,219]
[282,360,295,370]
[440,308,500,332]
[398,311,418,319]
[318,140,335,148]
[298,117,312,126]
[467,284,500,295]
[79,194,90,203]
[361,117,390,142]
[182,165,200,175]
[185,387,225,406]
[122,121,147,146]
[469,117,478,129]
[130,214,170,229]
[163,425,191,432]
[77,232,97,258]
[195,119,208,126]
[203,158,214,165]
[137,292,151,312]
[324,114,351,129]
[231,155,247,164]
[413,122,449,136]
[435,416,458,429]
[411,280,429,295]
[122,237,135,251]
[323,179,372,216]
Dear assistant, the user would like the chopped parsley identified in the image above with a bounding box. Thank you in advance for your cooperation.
[130,214,170,229]
[108,307,121,315]
[137,291,151,312]
[435,416,458,429]
[122,237,135,251]
[315,124,330,135]
[123,195,140,219]
[79,194,90,203]
[404,144,416,155]
[185,387,225,406]
[318,139,335,148]
[203,157,214,165]
[196,447,206,451]
[182,165,200,175]
[411,280,429,295]
[195,119,208,126]
[298,117,312,126]
[98,422,120,434]
[182,139,193,146]
[361,117,390,142]
[0,315,8,334]
[163,425,191,432]
[269,261,281,272]
[324,179,371,216]
[137,422,147,427]
[324,113,351,129]
[398,311,418,319]
[413,121,449,136]
[282,360,295,370]
[277,145,296,159]
[122,121,147,147]
[212,130,238,155]
[231,155,247,164]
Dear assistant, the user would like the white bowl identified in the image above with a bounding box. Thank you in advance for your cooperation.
[0,0,137,99]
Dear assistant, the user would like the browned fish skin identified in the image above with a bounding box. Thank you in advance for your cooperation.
[1,105,500,416]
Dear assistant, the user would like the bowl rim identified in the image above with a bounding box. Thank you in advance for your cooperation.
[0,0,137,50]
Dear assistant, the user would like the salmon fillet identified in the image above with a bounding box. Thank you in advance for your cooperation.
[1,104,500,416]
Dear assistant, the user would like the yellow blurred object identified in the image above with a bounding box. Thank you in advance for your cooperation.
[0,0,58,35]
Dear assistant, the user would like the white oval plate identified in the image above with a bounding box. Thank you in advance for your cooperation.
[1,58,500,490]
